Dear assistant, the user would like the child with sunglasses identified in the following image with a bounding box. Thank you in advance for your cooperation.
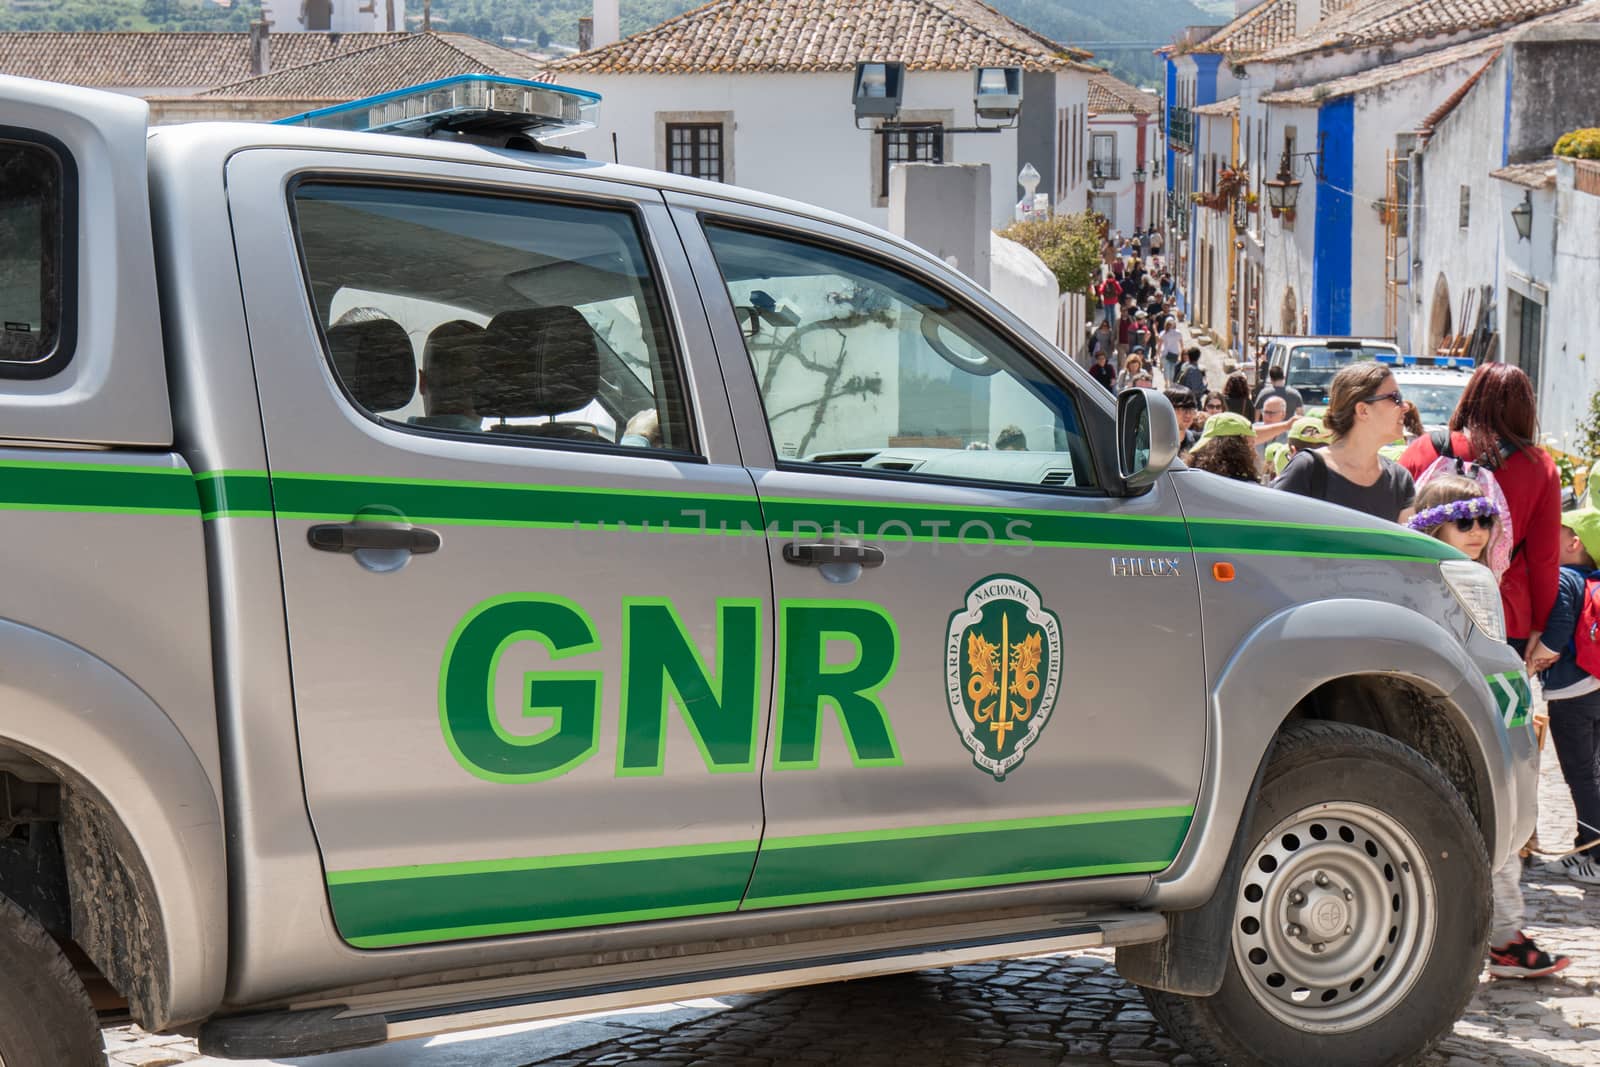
[1407,476,1572,979]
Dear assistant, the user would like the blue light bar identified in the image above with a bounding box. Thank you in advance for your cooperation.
[274,74,600,141]
[1374,353,1473,369]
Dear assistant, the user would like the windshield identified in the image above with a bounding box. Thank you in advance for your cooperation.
[1402,382,1467,429]
[1285,346,1399,403]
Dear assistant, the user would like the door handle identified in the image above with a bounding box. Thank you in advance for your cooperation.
[307,523,441,555]
[782,542,885,568]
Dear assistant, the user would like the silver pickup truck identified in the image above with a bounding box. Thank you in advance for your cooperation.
[0,73,1537,1067]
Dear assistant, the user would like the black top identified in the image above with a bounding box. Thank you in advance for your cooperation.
[1272,450,1416,522]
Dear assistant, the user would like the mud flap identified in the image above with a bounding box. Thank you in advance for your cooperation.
[1115,740,1273,996]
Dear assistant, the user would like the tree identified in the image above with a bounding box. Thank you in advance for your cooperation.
[996,210,1104,299]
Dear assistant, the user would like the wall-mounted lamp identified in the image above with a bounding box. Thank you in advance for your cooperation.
[852,61,905,125]
[974,66,1023,125]
[856,61,1020,133]
[1262,132,1327,216]
[1089,161,1107,191]
[1132,165,1148,183]
[1511,190,1533,241]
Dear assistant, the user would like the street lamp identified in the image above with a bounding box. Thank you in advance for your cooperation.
[1262,135,1326,217]
[1511,190,1533,240]
[1263,162,1300,215]
[1089,161,1107,191]
[1132,165,1147,183]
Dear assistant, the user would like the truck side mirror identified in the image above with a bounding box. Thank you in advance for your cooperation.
[1118,388,1178,491]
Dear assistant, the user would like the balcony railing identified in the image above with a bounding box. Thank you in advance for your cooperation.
[1090,158,1121,182]
[1170,106,1193,149]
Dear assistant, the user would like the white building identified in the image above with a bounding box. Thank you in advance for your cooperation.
[1165,0,1575,357]
[261,0,406,33]
[544,0,1100,231]
[1085,74,1164,233]
[1190,97,1243,342]
[1404,19,1600,445]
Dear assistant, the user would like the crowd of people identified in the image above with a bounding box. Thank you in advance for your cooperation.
[1161,349,1587,979]
[1086,240,1596,981]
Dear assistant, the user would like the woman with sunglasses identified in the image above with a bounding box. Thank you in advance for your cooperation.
[1399,362,1561,667]
[1271,362,1415,521]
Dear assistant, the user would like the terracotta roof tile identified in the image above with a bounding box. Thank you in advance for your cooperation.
[1259,2,1596,104]
[0,30,410,89]
[1251,0,1577,63]
[546,0,1093,74]
[1193,0,1313,58]
[1491,158,1558,187]
[1087,73,1158,113]
[1192,96,1240,115]
[199,32,542,98]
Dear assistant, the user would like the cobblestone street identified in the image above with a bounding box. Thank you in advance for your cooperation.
[105,750,1600,1066]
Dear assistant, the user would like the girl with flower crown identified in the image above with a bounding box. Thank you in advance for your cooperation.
[1405,474,1573,980]
[1405,475,1506,566]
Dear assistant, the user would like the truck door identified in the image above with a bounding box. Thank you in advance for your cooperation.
[226,152,772,949]
[672,196,1206,910]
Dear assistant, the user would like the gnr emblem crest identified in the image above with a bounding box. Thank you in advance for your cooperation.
[945,575,1062,781]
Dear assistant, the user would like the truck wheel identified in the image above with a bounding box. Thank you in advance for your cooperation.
[1142,721,1490,1067]
[0,893,102,1065]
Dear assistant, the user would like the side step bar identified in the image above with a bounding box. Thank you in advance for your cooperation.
[201,910,1164,1059]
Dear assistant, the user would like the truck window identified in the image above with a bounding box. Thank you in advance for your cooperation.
[290,182,693,454]
[1284,345,1399,404]
[701,222,1097,490]
[0,138,66,370]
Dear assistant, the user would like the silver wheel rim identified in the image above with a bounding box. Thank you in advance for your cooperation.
[1231,801,1436,1033]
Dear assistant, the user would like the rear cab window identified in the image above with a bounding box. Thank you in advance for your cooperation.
[289,182,694,455]
[0,134,72,374]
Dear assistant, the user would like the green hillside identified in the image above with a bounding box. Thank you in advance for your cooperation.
[0,0,1219,84]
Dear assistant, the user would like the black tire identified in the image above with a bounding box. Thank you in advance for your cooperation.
[1141,721,1490,1067]
[0,893,102,1066]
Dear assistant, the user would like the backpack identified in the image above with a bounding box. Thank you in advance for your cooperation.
[1100,278,1121,306]
[1417,430,1514,579]
[1572,572,1600,680]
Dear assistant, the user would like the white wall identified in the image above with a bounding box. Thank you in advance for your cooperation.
[1256,102,1317,339]
[1515,161,1600,450]
[1408,58,1506,356]
[561,70,1085,231]
[259,0,405,31]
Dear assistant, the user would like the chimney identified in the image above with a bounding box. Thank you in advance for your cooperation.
[592,0,619,49]
[248,19,270,77]
[1294,0,1322,37]
[578,16,594,51]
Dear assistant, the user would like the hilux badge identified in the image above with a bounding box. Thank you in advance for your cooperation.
[945,575,1062,781]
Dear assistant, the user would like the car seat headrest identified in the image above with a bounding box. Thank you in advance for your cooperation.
[421,319,487,415]
[326,318,416,413]
[479,306,600,418]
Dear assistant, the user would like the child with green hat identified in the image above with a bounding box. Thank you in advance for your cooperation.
[1265,416,1331,477]
[1525,505,1600,895]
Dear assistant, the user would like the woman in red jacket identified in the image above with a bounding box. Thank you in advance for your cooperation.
[1399,363,1561,660]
